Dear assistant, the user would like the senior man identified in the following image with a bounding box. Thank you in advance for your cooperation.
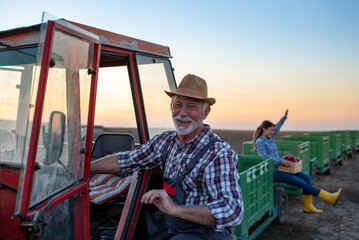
[91,74,243,239]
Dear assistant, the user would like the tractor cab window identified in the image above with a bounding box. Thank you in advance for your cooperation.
[136,54,176,138]
[93,52,138,141]
[0,46,38,166]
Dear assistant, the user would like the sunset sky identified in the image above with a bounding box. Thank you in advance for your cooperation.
[1,0,358,131]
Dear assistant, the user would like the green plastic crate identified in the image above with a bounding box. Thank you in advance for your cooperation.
[349,130,359,152]
[328,131,352,156]
[242,141,257,156]
[280,135,331,174]
[242,140,313,195]
[275,140,311,175]
[306,132,342,164]
[234,155,274,240]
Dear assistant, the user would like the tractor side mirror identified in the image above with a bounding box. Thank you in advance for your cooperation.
[43,111,65,165]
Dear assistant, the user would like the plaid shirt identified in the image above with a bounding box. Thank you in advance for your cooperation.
[255,115,287,167]
[118,124,243,231]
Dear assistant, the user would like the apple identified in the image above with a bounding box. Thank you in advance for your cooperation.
[285,154,294,160]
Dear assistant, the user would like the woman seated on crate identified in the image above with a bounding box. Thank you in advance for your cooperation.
[253,109,341,214]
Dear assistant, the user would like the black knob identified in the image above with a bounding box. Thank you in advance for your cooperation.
[49,59,55,68]
[87,68,97,75]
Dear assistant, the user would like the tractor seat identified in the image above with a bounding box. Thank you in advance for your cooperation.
[90,133,136,203]
[91,133,135,161]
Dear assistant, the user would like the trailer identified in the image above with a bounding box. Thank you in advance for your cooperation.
[0,13,177,240]
[234,155,288,240]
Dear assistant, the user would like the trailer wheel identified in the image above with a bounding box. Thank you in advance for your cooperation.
[337,159,343,166]
[324,167,332,175]
[275,187,288,224]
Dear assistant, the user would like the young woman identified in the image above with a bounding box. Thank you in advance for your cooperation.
[253,109,341,213]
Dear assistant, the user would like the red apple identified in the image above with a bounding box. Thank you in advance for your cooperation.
[285,154,294,160]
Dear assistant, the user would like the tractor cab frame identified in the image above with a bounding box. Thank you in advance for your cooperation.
[0,14,176,240]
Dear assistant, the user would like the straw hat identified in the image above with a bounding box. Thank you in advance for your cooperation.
[164,74,216,106]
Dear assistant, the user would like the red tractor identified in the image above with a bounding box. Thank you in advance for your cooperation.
[0,13,176,239]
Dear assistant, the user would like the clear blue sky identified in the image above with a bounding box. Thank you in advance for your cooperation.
[1,1,358,130]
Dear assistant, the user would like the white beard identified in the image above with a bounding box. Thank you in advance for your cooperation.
[173,114,203,136]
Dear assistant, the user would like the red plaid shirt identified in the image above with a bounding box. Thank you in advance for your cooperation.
[118,125,243,231]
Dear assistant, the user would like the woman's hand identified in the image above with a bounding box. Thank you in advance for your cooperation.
[282,159,293,167]
[284,109,289,117]
[282,159,289,166]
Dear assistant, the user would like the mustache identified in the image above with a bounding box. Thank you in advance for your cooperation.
[173,115,193,122]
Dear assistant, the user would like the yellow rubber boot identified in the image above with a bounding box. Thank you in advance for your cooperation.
[302,194,323,214]
[318,188,342,206]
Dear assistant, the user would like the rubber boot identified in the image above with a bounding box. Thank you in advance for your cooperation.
[302,194,323,214]
[318,188,342,206]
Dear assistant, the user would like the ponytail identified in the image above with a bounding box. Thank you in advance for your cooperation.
[253,120,275,152]
[253,126,263,152]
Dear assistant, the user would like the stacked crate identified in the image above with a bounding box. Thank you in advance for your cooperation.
[349,130,359,153]
[280,135,331,174]
[306,132,343,164]
[329,131,352,157]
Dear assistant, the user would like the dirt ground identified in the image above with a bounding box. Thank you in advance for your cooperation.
[213,129,359,240]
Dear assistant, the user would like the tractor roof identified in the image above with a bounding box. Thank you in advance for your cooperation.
[0,19,171,58]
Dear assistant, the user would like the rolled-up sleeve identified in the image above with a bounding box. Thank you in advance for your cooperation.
[118,134,164,174]
[206,150,243,231]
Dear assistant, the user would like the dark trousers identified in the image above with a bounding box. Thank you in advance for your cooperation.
[169,228,231,240]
